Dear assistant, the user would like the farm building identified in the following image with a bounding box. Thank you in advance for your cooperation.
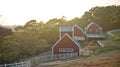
[85,22,105,41]
[52,22,105,59]
[52,33,81,60]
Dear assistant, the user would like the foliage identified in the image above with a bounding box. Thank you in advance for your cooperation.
[0,26,12,40]
[0,36,19,64]
[1,5,120,64]
[0,27,14,63]
[94,41,120,54]
[77,5,120,31]
[108,30,120,41]
[110,35,120,41]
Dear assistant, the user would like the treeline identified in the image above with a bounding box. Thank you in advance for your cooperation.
[0,5,120,64]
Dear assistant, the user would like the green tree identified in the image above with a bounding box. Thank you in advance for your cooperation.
[0,35,19,64]
[0,26,12,40]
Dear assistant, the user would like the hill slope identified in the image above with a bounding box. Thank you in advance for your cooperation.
[36,40,120,67]
[54,49,120,67]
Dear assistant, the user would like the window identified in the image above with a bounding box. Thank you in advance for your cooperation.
[59,48,73,52]
[74,36,85,40]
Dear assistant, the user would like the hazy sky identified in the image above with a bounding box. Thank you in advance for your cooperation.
[0,0,120,26]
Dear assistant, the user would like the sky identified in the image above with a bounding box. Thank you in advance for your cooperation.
[0,0,120,26]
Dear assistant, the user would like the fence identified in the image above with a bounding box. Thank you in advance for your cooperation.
[54,52,78,60]
[0,53,79,67]
[108,29,120,33]
[33,52,78,65]
[0,60,31,67]
[107,29,120,36]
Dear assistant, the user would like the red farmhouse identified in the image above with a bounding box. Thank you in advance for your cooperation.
[52,33,81,59]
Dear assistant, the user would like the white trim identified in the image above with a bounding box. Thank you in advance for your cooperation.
[52,33,81,56]
[97,41,104,47]
[74,36,85,40]
[86,22,102,34]
[73,24,84,32]
[86,22,100,30]
[72,24,85,38]
[59,48,74,52]
[72,25,74,38]
[86,34,105,38]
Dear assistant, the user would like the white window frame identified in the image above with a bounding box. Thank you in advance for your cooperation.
[59,48,73,52]
[74,36,85,40]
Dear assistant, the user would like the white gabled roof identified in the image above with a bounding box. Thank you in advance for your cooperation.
[72,24,85,36]
[52,33,81,49]
[73,24,84,32]
[85,22,101,32]
[85,22,104,37]
[87,22,100,29]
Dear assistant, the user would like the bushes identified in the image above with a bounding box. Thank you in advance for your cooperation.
[0,32,51,64]
[111,35,120,41]
[94,43,120,54]
[0,36,19,64]
[107,30,120,41]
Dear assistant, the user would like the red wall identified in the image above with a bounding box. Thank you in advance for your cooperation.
[87,24,101,34]
[54,35,79,55]
[74,26,85,36]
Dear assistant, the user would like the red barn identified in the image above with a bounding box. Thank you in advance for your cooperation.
[52,23,105,60]
[52,33,81,60]
[73,25,85,41]
[85,22,105,41]
[59,25,85,41]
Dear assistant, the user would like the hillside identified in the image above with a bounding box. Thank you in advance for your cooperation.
[36,39,120,67]
[53,47,120,67]
[35,28,120,67]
